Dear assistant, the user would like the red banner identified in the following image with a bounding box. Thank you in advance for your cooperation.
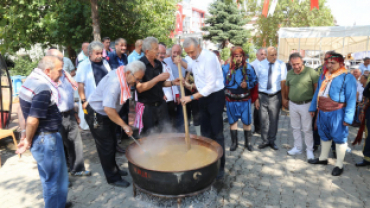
[311,0,319,10]
[262,0,270,17]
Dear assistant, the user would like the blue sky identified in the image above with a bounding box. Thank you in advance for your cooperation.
[194,0,370,26]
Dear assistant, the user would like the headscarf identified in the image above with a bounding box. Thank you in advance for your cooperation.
[116,65,131,105]
[226,46,248,85]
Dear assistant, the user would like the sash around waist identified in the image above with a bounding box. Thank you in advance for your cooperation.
[318,96,346,112]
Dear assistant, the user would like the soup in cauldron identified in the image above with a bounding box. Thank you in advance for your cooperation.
[131,144,217,171]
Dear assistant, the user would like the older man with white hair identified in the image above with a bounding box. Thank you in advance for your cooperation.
[16,56,69,208]
[135,37,180,136]
[175,37,226,179]
[86,61,146,187]
[75,41,112,130]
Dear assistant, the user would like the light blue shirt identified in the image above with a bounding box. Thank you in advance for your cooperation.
[88,69,123,116]
[63,57,75,74]
[164,57,186,92]
[128,50,144,63]
[57,72,75,112]
[255,59,287,94]
[359,63,370,74]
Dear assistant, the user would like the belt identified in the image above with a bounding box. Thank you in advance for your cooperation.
[34,131,58,136]
[290,99,312,105]
[144,101,162,107]
[259,91,281,97]
[60,110,72,116]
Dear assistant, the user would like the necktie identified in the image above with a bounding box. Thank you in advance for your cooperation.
[267,63,273,90]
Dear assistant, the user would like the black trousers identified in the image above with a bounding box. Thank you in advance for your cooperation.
[141,100,170,136]
[167,101,177,129]
[191,99,201,126]
[85,105,121,183]
[253,107,260,132]
[199,90,225,172]
[59,110,85,172]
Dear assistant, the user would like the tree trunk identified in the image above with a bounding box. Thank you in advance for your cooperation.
[67,45,77,65]
[90,0,101,42]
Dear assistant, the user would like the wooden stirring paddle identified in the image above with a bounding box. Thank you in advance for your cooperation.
[177,62,191,150]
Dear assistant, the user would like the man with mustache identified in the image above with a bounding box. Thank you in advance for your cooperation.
[75,41,112,131]
[308,52,357,176]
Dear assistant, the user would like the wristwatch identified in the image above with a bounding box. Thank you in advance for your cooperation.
[81,99,86,104]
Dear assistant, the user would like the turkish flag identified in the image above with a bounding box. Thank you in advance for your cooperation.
[311,0,319,10]
[262,0,270,17]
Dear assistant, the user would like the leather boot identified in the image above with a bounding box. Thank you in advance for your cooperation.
[244,130,253,151]
[230,130,238,151]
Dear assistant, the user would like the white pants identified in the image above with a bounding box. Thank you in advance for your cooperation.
[289,101,313,151]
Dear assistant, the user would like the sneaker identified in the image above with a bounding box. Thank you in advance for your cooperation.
[306,150,314,160]
[287,147,302,156]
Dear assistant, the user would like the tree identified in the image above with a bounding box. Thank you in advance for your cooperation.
[90,0,101,41]
[246,0,334,48]
[202,1,250,48]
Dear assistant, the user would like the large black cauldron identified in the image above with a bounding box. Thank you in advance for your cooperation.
[126,133,223,195]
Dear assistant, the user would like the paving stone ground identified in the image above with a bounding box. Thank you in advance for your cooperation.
[1,111,370,208]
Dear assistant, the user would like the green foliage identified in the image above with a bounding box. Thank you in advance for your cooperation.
[9,56,38,76]
[246,0,334,48]
[0,0,178,55]
[242,42,256,62]
[202,1,250,47]
[220,47,231,62]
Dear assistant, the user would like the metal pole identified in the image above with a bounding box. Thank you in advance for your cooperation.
[342,37,345,55]
[365,36,369,58]
[298,38,300,56]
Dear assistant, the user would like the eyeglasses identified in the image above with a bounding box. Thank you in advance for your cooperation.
[131,72,141,82]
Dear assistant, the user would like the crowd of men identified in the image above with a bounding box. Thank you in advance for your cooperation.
[14,35,370,207]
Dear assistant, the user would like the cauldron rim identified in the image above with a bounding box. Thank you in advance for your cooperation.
[125,133,223,173]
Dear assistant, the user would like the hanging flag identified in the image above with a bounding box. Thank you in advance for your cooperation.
[311,0,319,10]
[268,0,278,17]
[262,0,270,17]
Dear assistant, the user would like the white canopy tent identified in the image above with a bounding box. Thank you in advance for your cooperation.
[278,25,370,62]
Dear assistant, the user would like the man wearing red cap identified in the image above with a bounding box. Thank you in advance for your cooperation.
[308,52,357,176]
[222,46,258,152]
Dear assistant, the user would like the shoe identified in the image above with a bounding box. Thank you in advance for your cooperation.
[70,170,91,177]
[116,145,126,153]
[287,147,302,156]
[306,150,314,160]
[229,130,238,151]
[243,130,253,151]
[313,145,319,152]
[355,160,370,167]
[269,142,278,150]
[332,166,344,176]
[109,179,130,188]
[119,170,128,176]
[258,142,270,149]
[308,158,328,165]
[65,201,73,208]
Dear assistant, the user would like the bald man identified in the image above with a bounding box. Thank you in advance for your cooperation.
[46,49,91,177]
[254,47,287,150]
[76,42,89,67]
[128,39,145,63]
[164,44,187,132]
[16,56,69,208]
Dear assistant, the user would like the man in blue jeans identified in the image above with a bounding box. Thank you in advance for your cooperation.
[16,56,69,208]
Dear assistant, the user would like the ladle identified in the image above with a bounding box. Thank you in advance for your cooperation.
[129,136,151,157]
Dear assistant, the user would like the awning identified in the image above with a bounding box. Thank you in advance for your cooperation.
[278,25,370,62]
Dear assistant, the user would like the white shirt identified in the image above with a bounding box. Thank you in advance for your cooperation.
[359,63,370,75]
[255,59,287,94]
[185,49,224,97]
[250,59,262,74]
[162,62,179,102]
[88,69,124,115]
[357,81,364,102]
[75,59,112,100]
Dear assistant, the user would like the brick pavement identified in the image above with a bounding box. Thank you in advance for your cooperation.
[0,112,369,208]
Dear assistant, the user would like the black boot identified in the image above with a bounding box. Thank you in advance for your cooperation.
[244,130,253,151]
[230,130,238,151]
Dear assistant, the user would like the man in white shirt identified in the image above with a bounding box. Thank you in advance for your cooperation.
[250,48,266,134]
[359,57,370,75]
[76,42,89,67]
[158,44,179,129]
[176,37,225,179]
[254,47,288,151]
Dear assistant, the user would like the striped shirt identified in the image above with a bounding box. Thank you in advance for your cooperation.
[19,80,61,133]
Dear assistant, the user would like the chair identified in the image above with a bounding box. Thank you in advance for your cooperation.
[0,129,21,167]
